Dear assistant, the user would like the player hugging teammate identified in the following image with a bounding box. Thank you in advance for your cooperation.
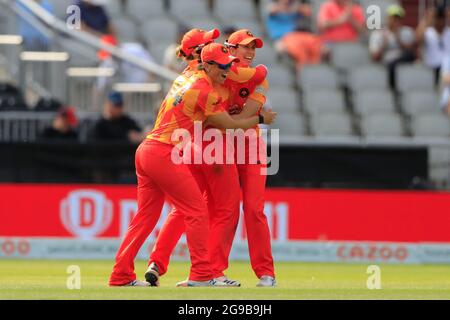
[109,28,277,288]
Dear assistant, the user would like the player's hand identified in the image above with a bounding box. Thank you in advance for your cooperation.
[261,108,277,125]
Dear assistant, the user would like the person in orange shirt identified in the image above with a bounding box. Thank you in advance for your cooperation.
[317,0,365,43]
[109,43,276,287]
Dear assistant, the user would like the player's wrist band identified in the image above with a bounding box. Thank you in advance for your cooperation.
[258,114,264,124]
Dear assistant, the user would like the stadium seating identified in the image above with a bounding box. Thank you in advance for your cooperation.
[353,90,396,116]
[267,65,294,89]
[298,65,339,91]
[331,42,371,72]
[267,88,300,114]
[114,17,139,42]
[396,65,435,93]
[412,114,450,138]
[140,18,178,47]
[401,91,441,117]
[311,113,354,137]
[347,65,388,91]
[303,89,346,115]
[127,0,166,22]
[1,0,449,188]
[276,113,306,137]
[361,113,405,138]
[169,0,210,24]
[213,0,257,24]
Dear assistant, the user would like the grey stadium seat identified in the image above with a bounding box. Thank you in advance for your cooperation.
[150,42,172,64]
[114,17,139,42]
[226,20,265,40]
[254,46,279,66]
[331,42,370,71]
[48,0,73,19]
[396,65,435,93]
[141,18,178,46]
[267,88,300,114]
[303,89,346,115]
[275,113,306,136]
[298,65,339,91]
[127,0,166,22]
[361,113,404,137]
[353,90,395,116]
[267,66,295,88]
[312,113,353,137]
[348,65,388,91]
[401,91,441,117]
[412,114,450,138]
[187,18,222,32]
[214,0,257,24]
[169,0,210,22]
[104,0,122,18]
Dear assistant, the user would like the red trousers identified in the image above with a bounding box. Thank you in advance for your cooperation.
[149,136,275,279]
[109,140,212,286]
[150,139,241,279]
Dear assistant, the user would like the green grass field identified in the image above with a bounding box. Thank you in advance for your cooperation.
[1,260,450,300]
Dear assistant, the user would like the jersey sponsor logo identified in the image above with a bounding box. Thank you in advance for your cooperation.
[60,190,113,239]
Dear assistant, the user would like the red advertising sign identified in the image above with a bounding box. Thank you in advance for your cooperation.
[1,184,450,242]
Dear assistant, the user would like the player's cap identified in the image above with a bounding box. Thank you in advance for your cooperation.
[386,4,405,18]
[201,43,239,65]
[58,106,78,128]
[181,28,220,56]
[108,91,124,107]
[225,29,263,48]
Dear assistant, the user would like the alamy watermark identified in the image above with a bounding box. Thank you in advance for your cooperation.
[66,5,81,30]
[366,265,382,290]
[66,265,81,290]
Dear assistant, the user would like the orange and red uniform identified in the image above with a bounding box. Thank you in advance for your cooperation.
[109,69,226,285]
[148,64,272,279]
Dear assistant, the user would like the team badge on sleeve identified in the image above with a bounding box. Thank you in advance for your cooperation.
[239,88,250,98]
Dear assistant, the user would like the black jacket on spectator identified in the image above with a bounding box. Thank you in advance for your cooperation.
[40,127,79,141]
[92,115,141,142]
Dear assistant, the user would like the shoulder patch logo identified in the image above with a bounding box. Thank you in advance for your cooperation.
[239,88,250,98]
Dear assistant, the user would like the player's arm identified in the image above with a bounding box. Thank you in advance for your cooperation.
[207,109,276,130]
[231,78,269,120]
[230,99,262,120]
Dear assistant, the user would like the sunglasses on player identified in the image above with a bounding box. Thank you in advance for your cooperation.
[206,61,233,70]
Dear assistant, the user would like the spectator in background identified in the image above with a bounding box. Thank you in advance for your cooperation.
[317,0,365,43]
[369,5,416,89]
[163,25,190,74]
[265,0,312,43]
[75,0,116,38]
[17,0,54,50]
[416,6,450,85]
[91,91,143,143]
[441,56,450,114]
[39,106,79,141]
